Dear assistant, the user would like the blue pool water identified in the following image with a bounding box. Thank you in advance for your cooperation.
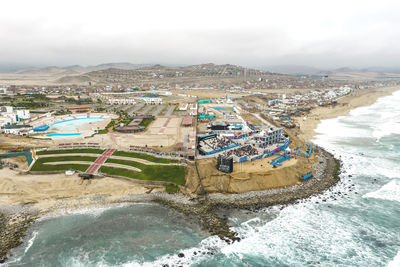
[214,107,228,110]
[45,133,82,137]
[50,117,106,131]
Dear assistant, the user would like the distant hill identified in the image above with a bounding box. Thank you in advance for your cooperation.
[53,63,281,85]
[15,66,80,76]
[4,62,150,76]
[3,62,400,85]
[318,67,400,80]
[260,65,322,75]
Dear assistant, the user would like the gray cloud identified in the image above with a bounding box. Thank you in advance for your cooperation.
[1,0,400,69]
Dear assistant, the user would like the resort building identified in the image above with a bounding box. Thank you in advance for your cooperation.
[109,98,136,105]
[182,116,193,127]
[138,97,163,105]
[179,103,188,111]
[252,128,284,147]
[0,106,31,126]
[2,124,32,135]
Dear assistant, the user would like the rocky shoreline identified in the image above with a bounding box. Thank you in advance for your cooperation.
[152,148,341,243]
[0,208,38,264]
[0,148,340,263]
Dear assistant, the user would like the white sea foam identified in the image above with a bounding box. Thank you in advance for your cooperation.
[387,250,400,267]
[123,235,227,267]
[363,180,400,202]
[37,202,135,221]
[24,231,38,253]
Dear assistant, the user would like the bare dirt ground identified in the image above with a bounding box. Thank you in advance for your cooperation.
[0,168,163,211]
[186,150,315,194]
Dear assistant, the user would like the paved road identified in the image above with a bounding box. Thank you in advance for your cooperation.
[140,105,154,115]
[152,105,165,116]
[164,105,175,116]
[130,103,145,114]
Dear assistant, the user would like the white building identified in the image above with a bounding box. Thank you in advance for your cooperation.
[179,103,188,111]
[3,125,33,135]
[16,110,30,120]
[0,106,31,127]
[109,98,136,105]
[189,103,198,116]
[140,97,163,105]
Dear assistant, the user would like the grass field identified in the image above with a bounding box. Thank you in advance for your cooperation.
[32,150,185,186]
[30,162,90,172]
[30,156,97,172]
[37,149,104,155]
[101,158,185,185]
[165,184,180,193]
[139,118,154,128]
[112,150,179,164]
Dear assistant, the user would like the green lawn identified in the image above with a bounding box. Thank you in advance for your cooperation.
[165,184,180,193]
[30,156,97,172]
[37,149,104,155]
[97,119,116,134]
[139,118,154,128]
[112,150,179,164]
[31,163,90,172]
[101,158,185,185]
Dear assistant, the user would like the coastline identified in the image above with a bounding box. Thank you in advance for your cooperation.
[0,148,339,262]
[1,86,398,263]
[294,86,400,140]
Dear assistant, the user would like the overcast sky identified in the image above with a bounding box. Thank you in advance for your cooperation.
[1,0,400,69]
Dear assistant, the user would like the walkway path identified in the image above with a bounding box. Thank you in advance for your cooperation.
[44,161,142,172]
[108,127,117,145]
[158,118,171,134]
[86,148,116,174]
[38,153,183,166]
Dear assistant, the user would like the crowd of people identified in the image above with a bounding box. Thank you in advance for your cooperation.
[232,144,259,157]
[202,136,235,151]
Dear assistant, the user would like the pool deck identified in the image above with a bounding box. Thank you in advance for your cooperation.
[31,113,114,140]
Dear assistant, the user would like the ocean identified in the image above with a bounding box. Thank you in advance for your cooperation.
[6,90,400,267]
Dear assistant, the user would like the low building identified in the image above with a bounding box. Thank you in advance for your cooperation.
[138,97,163,105]
[115,125,145,133]
[0,106,30,126]
[182,116,193,127]
[3,124,32,135]
[252,127,284,147]
[16,109,30,120]
[188,103,198,116]
[179,103,188,111]
[109,98,136,105]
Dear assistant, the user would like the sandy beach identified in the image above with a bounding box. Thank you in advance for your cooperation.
[0,168,164,213]
[294,86,400,140]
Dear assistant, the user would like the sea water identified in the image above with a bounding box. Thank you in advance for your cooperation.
[7,91,400,266]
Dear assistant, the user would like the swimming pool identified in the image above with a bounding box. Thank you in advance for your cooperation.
[45,133,82,137]
[50,117,106,131]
